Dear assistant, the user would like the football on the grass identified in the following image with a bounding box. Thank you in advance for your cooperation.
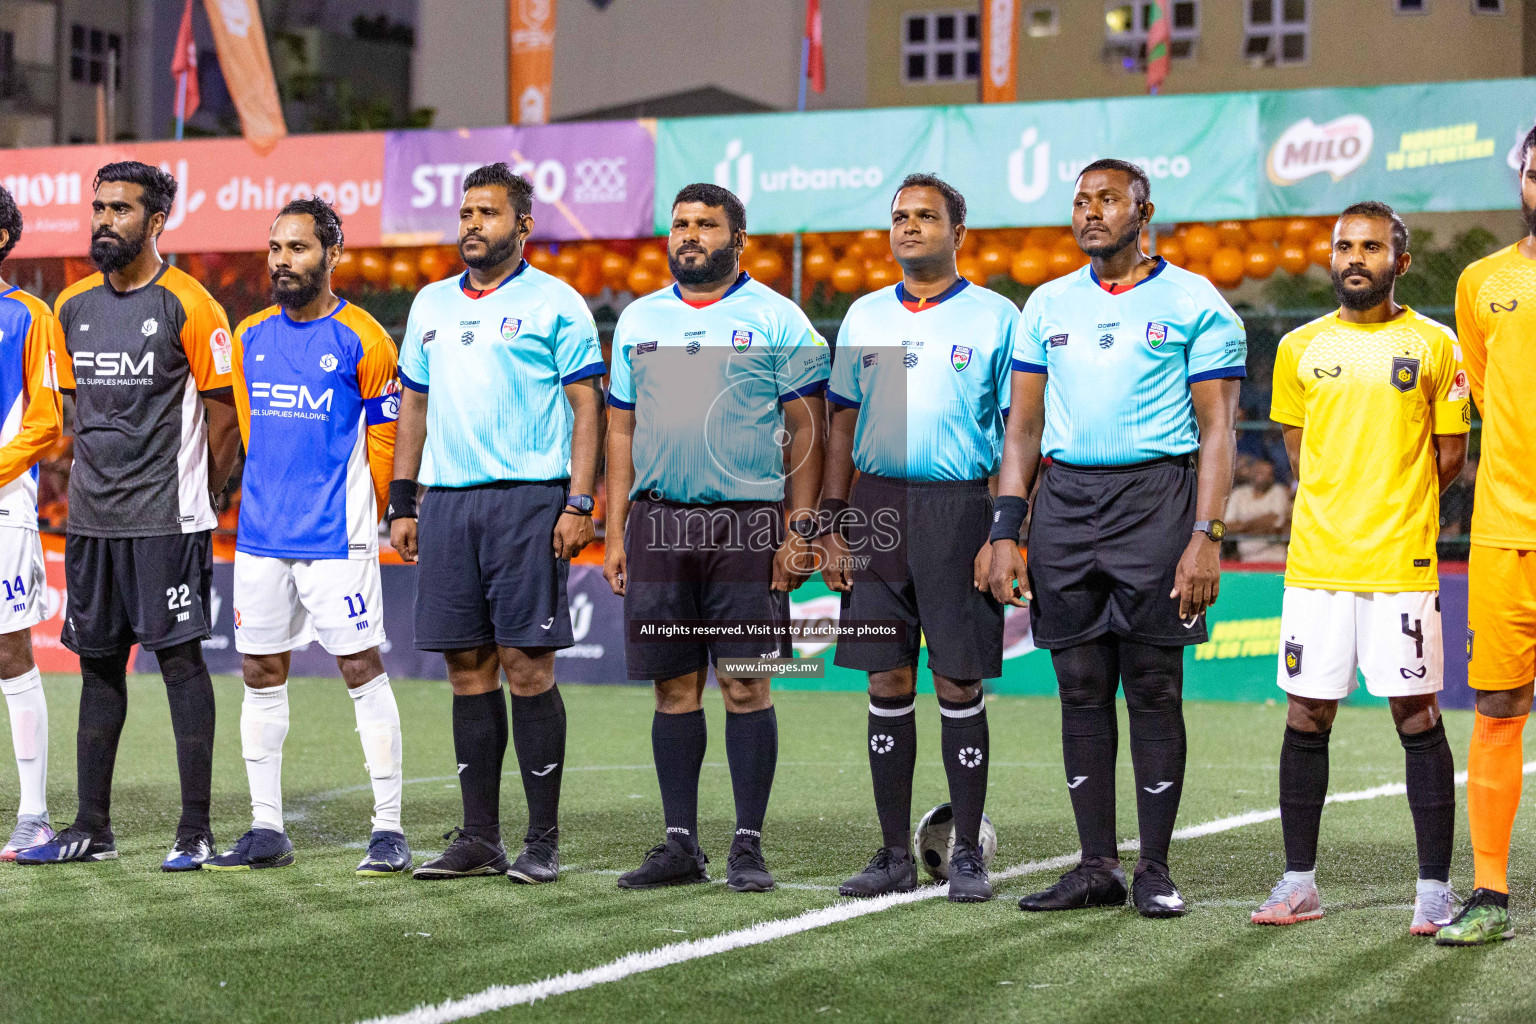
[913,803,997,880]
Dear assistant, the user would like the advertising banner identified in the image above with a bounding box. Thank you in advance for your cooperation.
[655,96,1255,233]
[3,133,385,259]
[1257,78,1536,216]
[950,93,1257,227]
[200,0,288,154]
[381,121,655,245]
[655,107,946,235]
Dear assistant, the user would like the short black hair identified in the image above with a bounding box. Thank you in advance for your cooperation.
[1339,200,1409,257]
[0,185,21,264]
[93,160,177,219]
[672,183,746,236]
[461,162,535,218]
[1076,158,1151,206]
[276,195,344,251]
[1521,123,1536,172]
[892,173,966,227]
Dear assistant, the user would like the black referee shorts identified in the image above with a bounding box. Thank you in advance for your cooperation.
[833,473,1003,680]
[622,497,790,681]
[1026,454,1207,649]
[413,480,574,652]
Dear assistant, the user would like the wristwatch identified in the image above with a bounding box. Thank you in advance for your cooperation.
[1193,519,1227,542]
[788,515,821,540]
[564,494,595,515]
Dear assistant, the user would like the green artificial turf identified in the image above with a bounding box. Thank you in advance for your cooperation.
[0,678,1533,1024]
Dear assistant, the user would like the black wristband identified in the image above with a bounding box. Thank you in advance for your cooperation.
[386,479,418,523]
[989,495,1029,543]
[818,497,851,539]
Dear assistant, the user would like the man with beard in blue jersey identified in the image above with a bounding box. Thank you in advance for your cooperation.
[606,183,828,893]
[389,164,606,885]
[990,160,1244,918]
[822,174,1014,902]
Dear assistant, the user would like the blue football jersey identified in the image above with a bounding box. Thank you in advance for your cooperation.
[398,262,606,488]
[234,301,400,560]
[828,279,1015,482]
[609,273,830,504]
[1013,258,1247,466]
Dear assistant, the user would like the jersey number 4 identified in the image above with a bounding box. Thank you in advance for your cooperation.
[1401,614,1425,659]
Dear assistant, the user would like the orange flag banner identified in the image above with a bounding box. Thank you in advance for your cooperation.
[509,0,557,125]
[980,0,1018,104]
[201,0,286,154]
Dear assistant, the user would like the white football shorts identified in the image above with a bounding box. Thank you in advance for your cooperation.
[1277,587,1442,700]
[0,527,47,634]
[233,551,385,657]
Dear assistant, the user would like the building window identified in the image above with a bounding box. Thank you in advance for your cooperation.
[1472,0,1504,12]
[1394,0,1426,12]
[1026,4,1060,37]
[1103,2,1199,68]
[68,24,121,87]
[902,10,981,84]
[1244,0,1309,66]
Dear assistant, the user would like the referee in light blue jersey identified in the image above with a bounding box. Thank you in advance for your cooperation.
[989,159,1244,919]
[387,163,606,884]
[605,183,829,894]
[822,174,1014,904]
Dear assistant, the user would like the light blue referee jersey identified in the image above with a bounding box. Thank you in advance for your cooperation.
[828,279,1015,482]
[399,261,605,487]
[1013,258,1246,466]
[609,272,830,504]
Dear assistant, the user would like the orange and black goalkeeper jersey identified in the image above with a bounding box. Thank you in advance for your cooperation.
[55,263,233,538]
[1456,243,1536,550]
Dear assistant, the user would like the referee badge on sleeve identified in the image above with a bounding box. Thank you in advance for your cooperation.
[1390,356,1421,393]
[1284,641,1303,677]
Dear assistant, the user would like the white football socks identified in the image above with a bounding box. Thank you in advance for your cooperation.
[350,673,403,834]
[1,667,47,819]
[241,683,290,832]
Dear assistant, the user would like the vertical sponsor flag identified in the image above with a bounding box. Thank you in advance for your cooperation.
[805,0,825,95]
[981,0,1017,104]
[1146,1,1171,94]
[172,0,200,130]
[201,0,286,154]
[509,0,557,125]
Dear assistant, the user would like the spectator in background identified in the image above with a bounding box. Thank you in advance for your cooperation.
[1225,457,1291,563]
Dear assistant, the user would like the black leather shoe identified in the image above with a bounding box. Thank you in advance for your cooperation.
[1018,858,1128,912]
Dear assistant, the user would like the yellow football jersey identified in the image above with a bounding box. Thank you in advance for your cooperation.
[1270,308,1470,591]
[1455,243,1536,550]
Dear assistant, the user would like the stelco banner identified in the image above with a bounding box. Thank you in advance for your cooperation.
[1257,78,1536,216]
[379,120,655,245]
[2,133,385,259]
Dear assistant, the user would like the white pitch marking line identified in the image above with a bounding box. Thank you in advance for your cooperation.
[356,759,1536,1024]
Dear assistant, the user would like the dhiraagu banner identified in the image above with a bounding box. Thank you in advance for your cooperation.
[950,92,1259,227]
[654,107,946,234]
[1258,78,1536,216]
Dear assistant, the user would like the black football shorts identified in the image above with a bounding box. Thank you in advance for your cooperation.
[62,531,214,656]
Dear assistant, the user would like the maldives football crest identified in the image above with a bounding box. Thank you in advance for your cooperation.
[500,318,522,341]
[732,329,753,352]
[951,345,972,371]
[1146,322,1169,349]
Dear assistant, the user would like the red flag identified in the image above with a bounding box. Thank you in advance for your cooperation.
[804,0,825,94]
[171,0,200,120]
[1146,1,1170,94]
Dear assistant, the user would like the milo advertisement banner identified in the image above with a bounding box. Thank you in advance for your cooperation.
[1258,78,1536,216]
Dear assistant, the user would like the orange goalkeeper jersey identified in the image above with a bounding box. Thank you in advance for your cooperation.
[1456,243,1536,550]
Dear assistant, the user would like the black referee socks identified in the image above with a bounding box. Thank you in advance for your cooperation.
[726,707,778,839]
[653,709,707,850]
[1279,725,1330,873]
[1121,641,1187,870]
[511,685,566,834]
[868,694,917,849]
[939,692,989,848]
[1053,641,1120,861]
[158,640,217,837]
[1400,719,1455,882]
[453,688,508,842]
